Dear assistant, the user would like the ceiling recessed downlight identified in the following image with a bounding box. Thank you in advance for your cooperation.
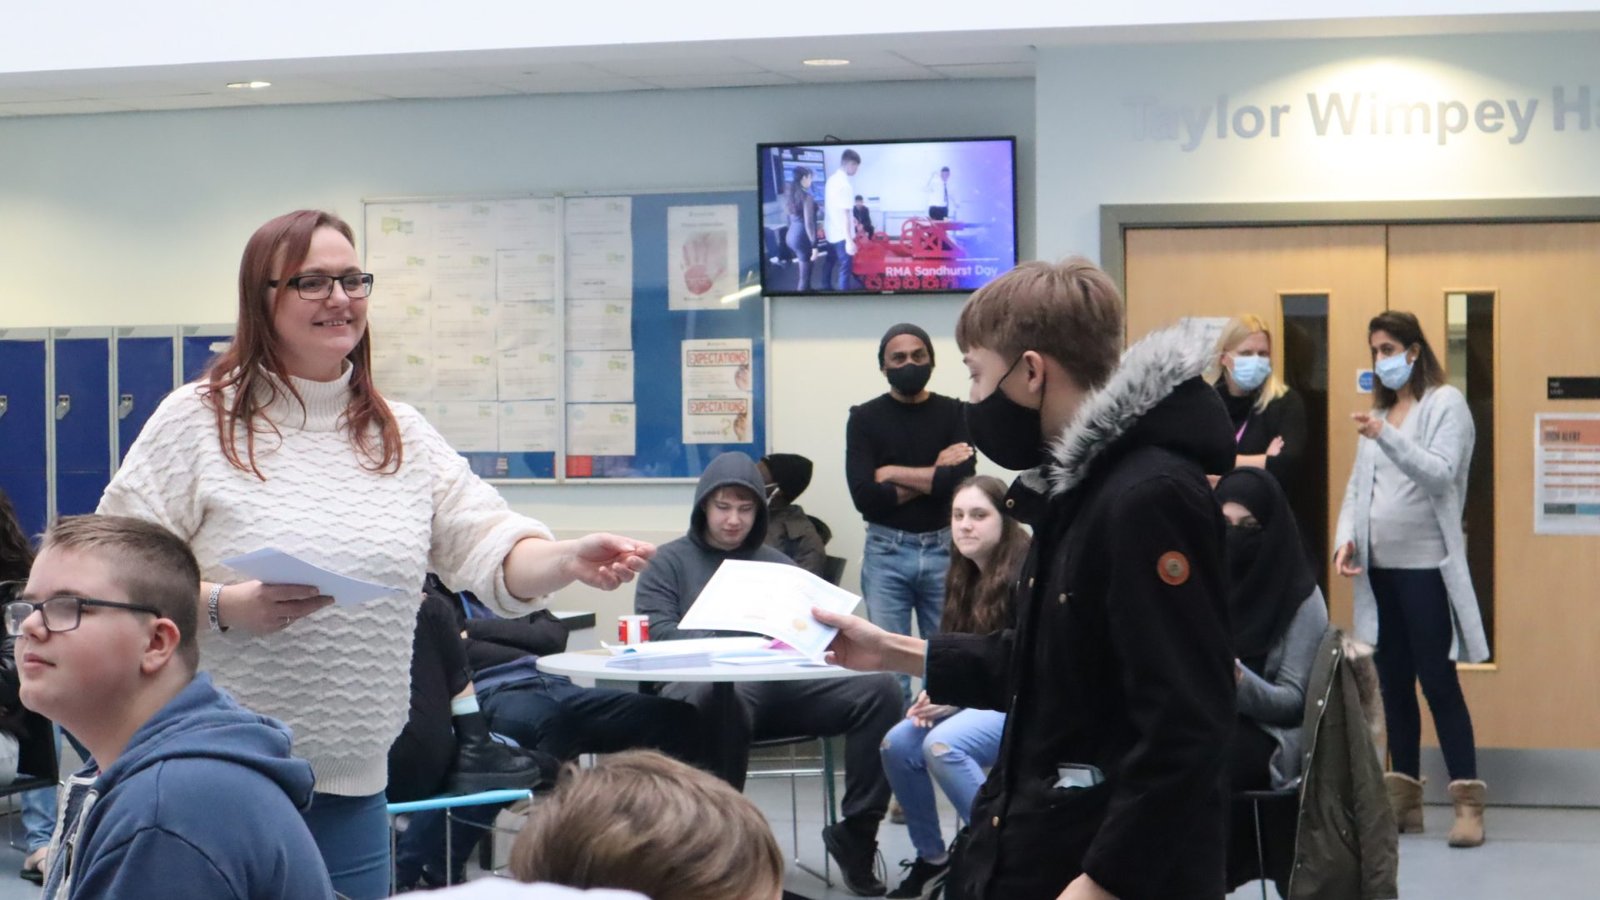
[801,58,850,67]
[226,81,272,90]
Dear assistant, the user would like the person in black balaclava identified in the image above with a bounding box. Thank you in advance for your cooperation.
[758,452,830,580]
[844,323,976,704]
[1214,466,1330,894]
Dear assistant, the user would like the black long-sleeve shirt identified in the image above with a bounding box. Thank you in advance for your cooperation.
[845,392,974,534]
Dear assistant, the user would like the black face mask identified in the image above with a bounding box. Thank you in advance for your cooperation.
[964,356,1046,471]
[885,362,932,396]
[1226,522,1266,579]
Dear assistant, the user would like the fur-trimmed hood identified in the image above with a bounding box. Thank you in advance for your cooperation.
[1023,320,1235,498]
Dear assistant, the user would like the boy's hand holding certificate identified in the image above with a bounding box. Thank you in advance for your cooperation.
[678,560,862,662]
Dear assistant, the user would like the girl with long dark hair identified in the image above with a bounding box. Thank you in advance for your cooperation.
[879,475,1028,898]
[784,166,820,290]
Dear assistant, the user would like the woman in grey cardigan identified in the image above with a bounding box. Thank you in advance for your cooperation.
[1217,467,1327,894]
[1334,311,1488,849]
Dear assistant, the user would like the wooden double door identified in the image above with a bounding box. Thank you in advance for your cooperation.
[1125,223,1600,753]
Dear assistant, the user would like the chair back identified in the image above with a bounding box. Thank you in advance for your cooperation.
[822,556,846,586]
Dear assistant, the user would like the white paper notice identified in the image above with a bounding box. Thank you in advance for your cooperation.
[667,204,739,310]
[499,401,559,452]
[372,346,433,403]
[494,198,561,250]
[566,299,633,351]
[429,402,500,452]
[496,248,557,302]
[1534,414,1600,535]
[678,560,861,661]
[683,338,753,444]
[366,205,433,259]
[432,341,498,402]
[567,403,636,456]
[566,351,635,403]
[565,196,632,234]
[221,549,398,607]
[565,232,633,300]
[682,338,753,394]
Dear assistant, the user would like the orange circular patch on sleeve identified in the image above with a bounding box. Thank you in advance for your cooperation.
[1157,551,1191,586]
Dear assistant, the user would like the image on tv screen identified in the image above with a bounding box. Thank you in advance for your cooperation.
[757,137,1017,296]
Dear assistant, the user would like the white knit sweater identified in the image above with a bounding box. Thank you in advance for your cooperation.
[98,367,552,796]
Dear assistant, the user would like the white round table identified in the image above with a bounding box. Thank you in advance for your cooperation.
[537,644,871,684]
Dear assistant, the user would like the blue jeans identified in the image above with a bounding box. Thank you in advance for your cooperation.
[828,240,854,290]
[880,710,1004,860]
[861,523,950,700]
[1371,567,1478,780]
[302,791,389,900]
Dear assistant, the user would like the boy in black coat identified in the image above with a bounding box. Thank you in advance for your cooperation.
[819,259,1237,900]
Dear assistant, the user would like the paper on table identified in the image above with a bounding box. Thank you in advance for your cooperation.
[219,549,399,607]
[677,560,861,662]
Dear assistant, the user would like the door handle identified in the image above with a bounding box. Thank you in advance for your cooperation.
[0,396,7,420]
[55,394,71,421]
[118,393,135,420]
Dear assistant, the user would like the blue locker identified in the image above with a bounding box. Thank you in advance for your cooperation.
[181,325,234,384]
[51,329,114,518]
[115,328,178,462]
[0,330,49,540]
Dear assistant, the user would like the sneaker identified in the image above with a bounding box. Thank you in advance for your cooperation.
[822,820,888,896]
[886,857,949,898]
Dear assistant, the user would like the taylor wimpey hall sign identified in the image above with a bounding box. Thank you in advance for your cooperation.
[1128,86,1600,151]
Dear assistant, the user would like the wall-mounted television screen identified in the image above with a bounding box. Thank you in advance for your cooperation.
[757,137,1017,296]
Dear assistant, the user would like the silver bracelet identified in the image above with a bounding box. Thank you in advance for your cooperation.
[207,583,228,632]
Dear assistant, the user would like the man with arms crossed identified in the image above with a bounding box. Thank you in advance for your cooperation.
[846,323,976,700]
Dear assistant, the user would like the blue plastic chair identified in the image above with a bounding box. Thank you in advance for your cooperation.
[386,788,533,893]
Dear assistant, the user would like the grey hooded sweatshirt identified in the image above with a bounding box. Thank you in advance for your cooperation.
[634,451,794,641]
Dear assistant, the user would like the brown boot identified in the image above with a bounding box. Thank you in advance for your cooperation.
[1447,779,1487,847]
[1384,772,1425,833]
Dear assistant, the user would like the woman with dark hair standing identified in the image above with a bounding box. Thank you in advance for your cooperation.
[97,210,655,898]
[879,475,1029,898]
[1334,310,1488,848]
[784,166,820,291]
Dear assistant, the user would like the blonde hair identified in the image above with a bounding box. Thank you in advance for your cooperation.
[1205,314,1288,414]
[510,751,784,900]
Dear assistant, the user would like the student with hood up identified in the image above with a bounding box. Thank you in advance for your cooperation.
[634,451,902,897]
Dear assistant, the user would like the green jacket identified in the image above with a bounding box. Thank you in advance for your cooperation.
[1287,630,1399,900]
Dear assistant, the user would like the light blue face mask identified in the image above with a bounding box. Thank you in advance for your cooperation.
[1374,351,1414,391]
[1229,354,1272,392]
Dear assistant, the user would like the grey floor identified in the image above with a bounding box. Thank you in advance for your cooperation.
[0,784,1596,898]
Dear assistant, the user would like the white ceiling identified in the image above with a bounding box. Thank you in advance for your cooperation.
[0,42,1037,118]
[2,12,1596,119]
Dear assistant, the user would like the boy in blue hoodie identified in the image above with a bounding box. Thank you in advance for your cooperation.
[6,514,333,900]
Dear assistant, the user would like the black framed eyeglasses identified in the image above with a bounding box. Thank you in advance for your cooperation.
[2,585,163,637]
[267,272,375,300]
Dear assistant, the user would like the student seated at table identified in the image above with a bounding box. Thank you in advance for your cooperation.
[635,451,902,897]
[510,750,784,900]
[9,515,333,900]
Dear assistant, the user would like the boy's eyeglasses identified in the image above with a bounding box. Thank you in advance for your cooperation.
[1,586,163,637]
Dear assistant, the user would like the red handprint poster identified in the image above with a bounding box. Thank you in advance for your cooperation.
[667,204,739,310]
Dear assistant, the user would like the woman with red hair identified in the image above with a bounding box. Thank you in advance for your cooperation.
[99,210,653,898]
